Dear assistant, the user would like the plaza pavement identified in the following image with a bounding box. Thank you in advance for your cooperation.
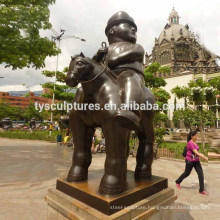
[0,138,219,220]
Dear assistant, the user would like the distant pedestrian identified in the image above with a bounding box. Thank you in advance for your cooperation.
[175,130,208,195]
[91,134,97,153]
[63,128,70,146]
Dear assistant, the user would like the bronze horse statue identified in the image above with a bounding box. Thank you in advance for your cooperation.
[65,54,155,195]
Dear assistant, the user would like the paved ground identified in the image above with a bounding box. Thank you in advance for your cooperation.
[0,138,219,220]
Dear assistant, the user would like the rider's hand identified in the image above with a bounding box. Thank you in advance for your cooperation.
[97,47,108,55]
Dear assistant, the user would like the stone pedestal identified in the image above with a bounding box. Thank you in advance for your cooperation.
[46,187,176,220]
[45,170,177,219]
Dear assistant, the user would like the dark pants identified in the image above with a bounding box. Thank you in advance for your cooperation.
[175,159,204,192]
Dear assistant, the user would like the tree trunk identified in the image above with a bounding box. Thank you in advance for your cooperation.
[199,120,205,151]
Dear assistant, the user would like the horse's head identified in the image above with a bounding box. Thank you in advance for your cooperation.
[65,53,94,87]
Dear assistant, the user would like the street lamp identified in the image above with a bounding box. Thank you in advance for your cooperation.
[49,28,86,135]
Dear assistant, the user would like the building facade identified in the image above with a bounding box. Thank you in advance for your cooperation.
[0,91,52,108]
[146,8,220,79]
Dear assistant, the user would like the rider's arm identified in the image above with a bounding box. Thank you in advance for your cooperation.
[92,47,108,63]
[108,44,144,67]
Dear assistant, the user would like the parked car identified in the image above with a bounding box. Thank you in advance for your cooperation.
[0,117,12,129]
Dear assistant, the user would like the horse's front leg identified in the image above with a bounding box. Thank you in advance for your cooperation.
[99,121,130,195]
[67,111,95,182]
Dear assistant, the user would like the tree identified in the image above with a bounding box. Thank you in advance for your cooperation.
[171,77,219,150]
[144,62,171,147]
[0,0,60,69]
[41,67,76,119]
[0,102,24,121]
[171,86,190,107]
[23,102,44,121]
[144,62,171,125]
[41,67,75,102]
[0,101,50,122]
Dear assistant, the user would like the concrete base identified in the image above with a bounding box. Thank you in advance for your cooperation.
[45,187,177,220]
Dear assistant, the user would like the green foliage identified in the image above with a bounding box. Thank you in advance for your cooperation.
[208,77,220,91]
[144,62,171,125]
[154,127,166,146]
[173,109,195,129]
[188,78,208,88]
[171,86,190,106]
[41,67,75,102]
[0,129,65,142]
[173,109,216,129]
[0,102,49,121]
[42,69,66,83]
[154,112,168,124]
[41,82,75,102]
[23,102,43,121]
[0,0,60,69]
[0,102,24,120]
[172,77,219,107]
[144,62,167,88]
[144,62,171,144]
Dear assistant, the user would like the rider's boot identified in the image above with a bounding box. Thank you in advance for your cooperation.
[114,110,140,130]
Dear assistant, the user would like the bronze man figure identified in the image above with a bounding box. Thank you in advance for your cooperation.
[93,11,147,130]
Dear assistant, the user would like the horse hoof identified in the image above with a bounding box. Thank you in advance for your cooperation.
[99,184,124,195]
[67,174,87,182]
[67,166,88,182]
[99,174,126,195]
[134,171,152,179]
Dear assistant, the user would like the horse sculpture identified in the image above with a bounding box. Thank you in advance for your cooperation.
[65,53,155,195]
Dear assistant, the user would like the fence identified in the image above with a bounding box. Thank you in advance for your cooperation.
[156,147,206,163]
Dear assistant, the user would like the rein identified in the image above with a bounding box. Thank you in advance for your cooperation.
[80,66,107,85]
[80,57,117,84]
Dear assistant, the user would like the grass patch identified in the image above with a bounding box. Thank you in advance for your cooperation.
[0,130,65,142]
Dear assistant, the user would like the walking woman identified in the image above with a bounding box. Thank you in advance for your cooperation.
[175,130,208,195]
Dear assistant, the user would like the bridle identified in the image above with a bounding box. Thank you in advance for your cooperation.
[78,57,117,85]
[80,65,107,84]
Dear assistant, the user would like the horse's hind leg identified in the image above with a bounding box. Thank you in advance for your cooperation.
[135,110,154,179]
[67,111,95,182]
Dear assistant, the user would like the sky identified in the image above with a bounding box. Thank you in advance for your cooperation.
[0,0,219,92]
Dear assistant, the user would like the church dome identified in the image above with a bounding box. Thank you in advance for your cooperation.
[158,23,192,45]
[157,8,193,45]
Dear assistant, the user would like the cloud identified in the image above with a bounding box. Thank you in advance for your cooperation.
[0,85,27,92]
[0,0,219,91]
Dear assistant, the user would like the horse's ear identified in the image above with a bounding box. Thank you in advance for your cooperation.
[80,52,85,58]
[71,56,74,60]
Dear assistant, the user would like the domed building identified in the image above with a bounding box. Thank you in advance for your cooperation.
[146,8,220,127]
[146,8,219,78]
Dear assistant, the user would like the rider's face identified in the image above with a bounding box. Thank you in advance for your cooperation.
[113,22,137,43]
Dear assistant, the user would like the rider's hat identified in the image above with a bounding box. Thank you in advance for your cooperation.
[105,11,137,36]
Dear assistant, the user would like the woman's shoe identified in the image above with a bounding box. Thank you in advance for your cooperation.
[176,183,181,189]
[200,191,208,195]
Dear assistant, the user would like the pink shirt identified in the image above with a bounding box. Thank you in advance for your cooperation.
[185,140,200,162]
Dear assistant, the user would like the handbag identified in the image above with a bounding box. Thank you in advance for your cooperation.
[182,145,187,157]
